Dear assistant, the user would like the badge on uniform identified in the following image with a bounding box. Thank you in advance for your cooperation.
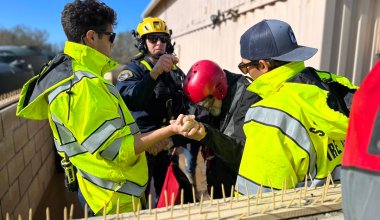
[117,70,134,81]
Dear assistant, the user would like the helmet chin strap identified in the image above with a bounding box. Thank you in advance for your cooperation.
[148,53,164,60]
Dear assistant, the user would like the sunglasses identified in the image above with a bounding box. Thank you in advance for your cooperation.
[146,34,170,44]
[238,61,258,74]
[98,31,116,44]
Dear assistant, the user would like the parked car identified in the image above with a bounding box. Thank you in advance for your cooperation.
[0,61,34,94]
[0,45,54,75]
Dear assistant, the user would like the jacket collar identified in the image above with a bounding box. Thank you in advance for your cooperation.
[247,62,305,98]
[64,41,119,76]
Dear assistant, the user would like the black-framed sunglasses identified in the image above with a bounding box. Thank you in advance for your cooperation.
[146,34,170,44]
[98,31,116,44]
[238,61,258,74]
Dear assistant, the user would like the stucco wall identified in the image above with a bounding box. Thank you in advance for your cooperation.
[0,103,55,220]
[144,0,380,85]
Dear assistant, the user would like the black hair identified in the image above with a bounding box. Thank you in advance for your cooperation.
[251,59,289,71]
[61,0,117,43]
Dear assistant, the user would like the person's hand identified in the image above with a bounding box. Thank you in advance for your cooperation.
[183,119,206,141]
[150,54,179,80]
[146,138,173,156]
[171,114,206,141]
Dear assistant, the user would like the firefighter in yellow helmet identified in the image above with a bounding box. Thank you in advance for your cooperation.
[16,2,190,216]
[116,17,191,205]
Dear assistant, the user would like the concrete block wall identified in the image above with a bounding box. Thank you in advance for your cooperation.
[0,103,55,220]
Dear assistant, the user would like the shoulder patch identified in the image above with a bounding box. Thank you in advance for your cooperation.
[117,70,134,81]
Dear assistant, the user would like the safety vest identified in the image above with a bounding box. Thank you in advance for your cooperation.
[236,62,357,195]
[16,42,148,214]
[342,60,380,172]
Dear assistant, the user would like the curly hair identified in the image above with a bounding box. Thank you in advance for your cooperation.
[61,0,117,43]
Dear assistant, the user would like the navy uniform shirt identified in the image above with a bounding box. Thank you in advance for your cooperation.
[116,56,188,133]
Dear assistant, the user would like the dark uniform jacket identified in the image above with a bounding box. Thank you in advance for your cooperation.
[196,70,260,198]
[116,56,188,133]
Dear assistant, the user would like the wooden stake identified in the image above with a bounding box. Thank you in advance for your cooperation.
[46,207,50,220]
[69,204,74,220]
[259,184,263,199]
[281,178,286,202]
[210,186,214,205]
[85,203,88,220]
[164,190,168,210]
[155,208,157,220]
[116,198,119,220]
[192,186,196,206]
[269,180,275,210]
[244,181,250,199]
[230,185,234,209]
[18,214,22,220]
[149,194,152,215]
[328,171,335,185]
[304,175,308,198]
[311,196,322,205]
[247,192,250,215]
[181,188,184,209]
[261,205,270,214]
[308,173,313,186]
[64,207,67,220]
[171,192,175,209]
[286,195,296,209]
[199,193,204,214]
[333,194,342,203]
[6,213,10,220]
[221,183,226,203]
[29,208,32,220]
[103,201,107,220]
[236,184,240,201]
[291,176,296,191]
[187,202,191,220]
[137,203,141,220]
[217,200,220,220]
[298,187,302,207]
[255,186,260,206]
[132,195,136,212]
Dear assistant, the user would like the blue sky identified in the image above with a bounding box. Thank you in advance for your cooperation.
[0,0,151,46]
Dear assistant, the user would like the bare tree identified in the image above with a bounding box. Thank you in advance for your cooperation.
[0,25,59,52]
[111,30,139,65]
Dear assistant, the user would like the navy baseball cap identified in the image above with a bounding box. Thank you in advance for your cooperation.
[240,19,317,62]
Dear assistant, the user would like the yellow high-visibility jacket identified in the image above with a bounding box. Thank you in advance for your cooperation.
[236,62,357,195]
[16,42,148,214]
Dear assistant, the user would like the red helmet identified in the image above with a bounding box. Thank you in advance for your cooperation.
[183,60,228,103]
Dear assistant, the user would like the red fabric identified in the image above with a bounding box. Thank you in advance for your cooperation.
[156,162,180,208]
[342,60,380,172]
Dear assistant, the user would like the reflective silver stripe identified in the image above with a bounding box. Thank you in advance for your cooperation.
[310,166,342,187]
[128,122,140,134]
[51,114,76,144]
[54,139,87,157]
[78,169,146,197]
[48,71,96,104]
[106,84,119,99]
[245,106,316,175]
[100,137,122,160]
[117,107,126,127]
[236,175,272,196]
[82,118,125,154]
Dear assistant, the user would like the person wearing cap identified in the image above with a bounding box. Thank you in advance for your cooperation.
[234,19,357,195]
[182,60,259,198]
[115,17,190,204]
